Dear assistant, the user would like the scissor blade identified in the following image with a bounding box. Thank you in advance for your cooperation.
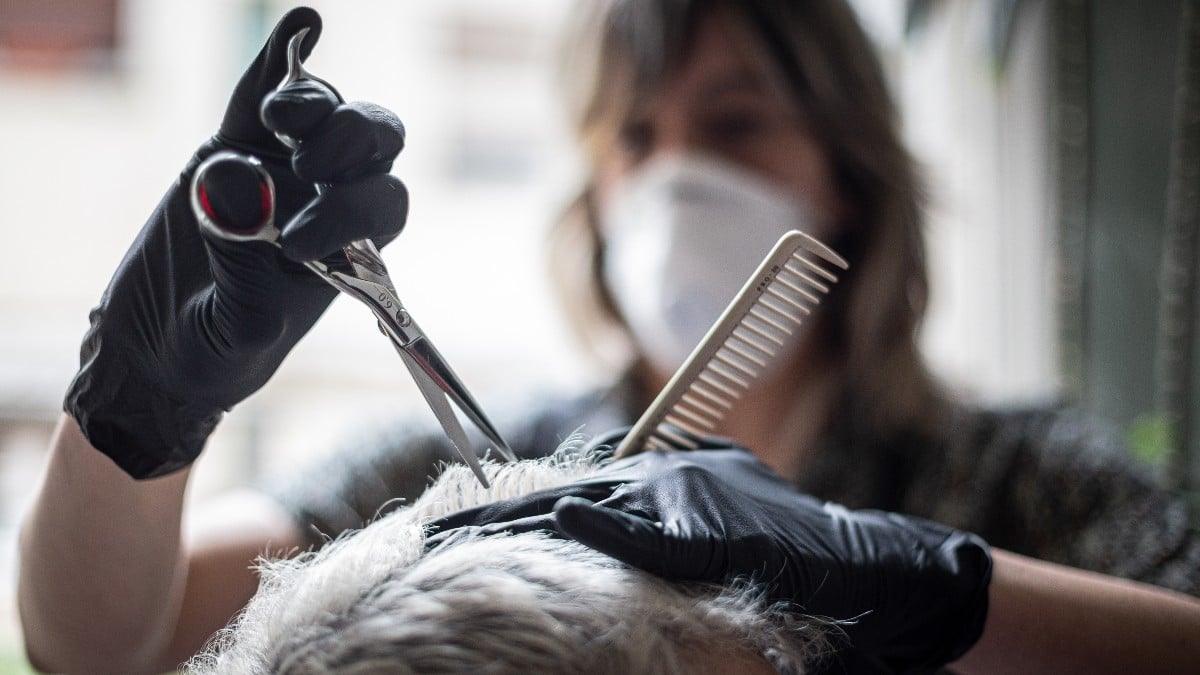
[399,349,491,488]
[404,337,518,463]
[343,239,394,290]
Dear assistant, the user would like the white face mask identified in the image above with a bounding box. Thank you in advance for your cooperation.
[601,152,830,375]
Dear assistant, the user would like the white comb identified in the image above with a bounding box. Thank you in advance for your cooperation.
[613,230,849,458]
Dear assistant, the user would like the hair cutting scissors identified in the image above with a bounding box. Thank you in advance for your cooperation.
[188,29,515,487]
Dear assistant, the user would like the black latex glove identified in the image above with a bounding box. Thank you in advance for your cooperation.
[64,7,408,478]
[428,446,992,674]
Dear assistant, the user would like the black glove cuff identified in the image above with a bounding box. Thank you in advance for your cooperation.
[938,532,992,666]
[883,530,993,675]
[841,513,993,675]
[64,320,223,479]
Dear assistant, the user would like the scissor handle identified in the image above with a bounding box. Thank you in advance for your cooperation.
[190,151,281,244]
[265,28,344,152]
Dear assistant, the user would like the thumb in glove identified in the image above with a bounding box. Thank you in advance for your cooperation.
[220,6,325,155]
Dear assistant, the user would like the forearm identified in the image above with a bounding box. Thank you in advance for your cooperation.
[951,548,1200,674]
[19,414,191,673]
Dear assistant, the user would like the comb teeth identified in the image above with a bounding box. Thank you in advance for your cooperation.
[614,231,849,457]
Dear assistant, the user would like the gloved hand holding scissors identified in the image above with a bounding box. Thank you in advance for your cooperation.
[65,7,408,478]
[428,443,992,674]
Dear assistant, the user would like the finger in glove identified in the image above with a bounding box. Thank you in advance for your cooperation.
[220,7,323,150]
[552,496,701,577]
[260,80,341,141]
[278,173,408,261]
[291,102,406,183]
[424,513,559,551]
[425,475,627,537]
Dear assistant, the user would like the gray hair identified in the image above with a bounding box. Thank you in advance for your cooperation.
[186,452,831,674]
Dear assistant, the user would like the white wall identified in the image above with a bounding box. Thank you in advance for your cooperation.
[854,0,1061,404]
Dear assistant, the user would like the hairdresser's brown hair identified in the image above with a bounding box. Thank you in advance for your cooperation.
[548,0,944,442]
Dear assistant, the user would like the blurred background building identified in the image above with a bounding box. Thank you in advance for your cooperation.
[0,0,1196,668]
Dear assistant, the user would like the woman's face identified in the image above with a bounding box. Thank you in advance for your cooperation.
[593,11,844,223]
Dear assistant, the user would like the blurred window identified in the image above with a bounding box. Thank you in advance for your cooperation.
[0,0,120,72]
[444,14,541,67]
[439,11,550,185]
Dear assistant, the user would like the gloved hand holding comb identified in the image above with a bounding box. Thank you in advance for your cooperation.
[429,444,993,674]
[65,7,408,478]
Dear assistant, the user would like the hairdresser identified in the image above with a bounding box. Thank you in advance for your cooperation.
[17,2,1200,674]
